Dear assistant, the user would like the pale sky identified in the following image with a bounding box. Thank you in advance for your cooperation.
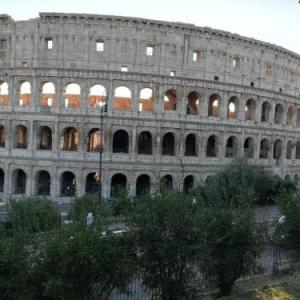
[2,0,300,54]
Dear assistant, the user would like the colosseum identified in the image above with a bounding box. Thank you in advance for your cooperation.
[0,12,299,202]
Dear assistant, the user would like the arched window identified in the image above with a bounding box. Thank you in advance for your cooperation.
[245,99,256,121]
[113,86,132,111]
[294,174,299,186]
[287,106,294,126]
[261,102,271,122]
[64,83,81,108]
[227,97,238,119]
[244,137,254,158]
[13,169,26,194]
[296,141,300,159]
[111,173,127,198]
[286,141,293,159]
[139,88,154,112]
[183,175,194,193]
[259,139,270,159]
[61,171,76,196]
[297,109,300,128]
[41,82,55,107]
[162,132,175,156]
[164,89,177,111]
[60,127,78,151]
[0,82,9,105]
[37,171,50,195]
[187,91,200,115]
[206,135,217,157]
[273,139,283,160]
[138,131,152,155]
[160,175,173,190]
[112,130,129,153]
[208,94,220,117]
[185,134,196,156]
[19,81,31,106]
[87,128,101,152]
[85,172,100,194]
[0,125,5,147]
[88,84,107,108]
[225,136,238,157]
[14,125,27,149]
[136,174,150,197]
[274,104,284,124]
[37,126,52,150]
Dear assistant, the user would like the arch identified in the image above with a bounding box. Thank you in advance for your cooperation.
[0,168,4,192]
[287,106,294,126]
[245,99,256,121]
[61,171,76,196]
[296,141,300,159]
[232,56,240,68]
[244,137,255,158]
[286,141,293,159]
[261,101,271,122]
[138,131,152,155]
[0,125,5,147]
[160,175,173,190]
[0,81,9,105]
[37,126,52,150]
[208,94,220,117]
[294,174,299,186]
[85,172,100,194]
[87,128,101,152]
[139,88,154,112]
[162,132,175,156]
[227,96,238,119]
[259,139,270,159]
[19,81,31,106]
[13,169,26,194]
[136,174,151,197]
[110,173,127,198]
[60,127,78,151]
[206,135,217,157]
[113,86,132,111]
[183,175,194,193]
[274,104,284,124]
[14,125,28,149]
[187,91,200,115]
[225,136,238,158]
[64,83,81,108]
[297,109,300,128]
[273,139,283,160]
[41,82,55,107]
[164,89,177,111]
[113,130,129,153]
[37,170,51,195]
[285,175,291,181]
[185,134,196,156]
[88,84,107,108]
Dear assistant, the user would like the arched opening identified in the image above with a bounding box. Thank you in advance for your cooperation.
[88,84,107,108]
[0,125,5,147]
[183,175,194,193]
[64,83,81,108]
[85,172,100,194]
[0,82,9,105]
[138,131,152,155]
[60,127,78,151]
[227,97,238,119]
[110,173,127,198]
[261,102,271,122]
[294,174,299,186]
[297,109,300,128]
[296,141,300,159]
[136,174,150,197]
[259,139,270,159]
[87,128,101,152]
[286,141,293,159]
[244,137,255,158]
[187,91,200,115]
[113,86,132,111]
[273,139,283,160]
[162,132,175,156]
[61,171,76,196]
[206,135,217,157]
[13,169,26,194]
[0,169,4,192]
[160,175,173,190]
[208,94,220,117]
[164,89,177,111]
[232,56,240,68]
[225,136,238,158]
[14,125,27,149]
[287,106,294,126]
[285,175,291,181]
[113,130,129,153]
[185,134,196,156]
[37,171,50,195]
[37,126,52,150]
[274,104,284,124]
[139,88,154,112]
[245,99,256,121]
[41,82,55,107]
[19,81,31,106]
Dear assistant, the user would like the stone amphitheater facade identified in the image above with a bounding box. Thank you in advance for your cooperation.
[0,12,300,202]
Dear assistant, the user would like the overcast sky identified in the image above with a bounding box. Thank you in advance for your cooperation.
[2,0,300,54]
